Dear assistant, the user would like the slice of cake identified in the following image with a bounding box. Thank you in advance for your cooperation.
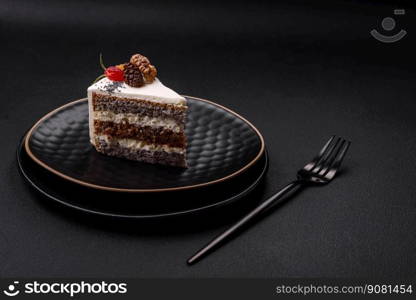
[87,53,187,167]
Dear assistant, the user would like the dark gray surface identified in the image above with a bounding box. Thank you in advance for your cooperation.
[1,0,415,278]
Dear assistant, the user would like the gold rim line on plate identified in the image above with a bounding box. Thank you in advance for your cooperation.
[24,96,265,193]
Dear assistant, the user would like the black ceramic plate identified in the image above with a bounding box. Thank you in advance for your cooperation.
[18,136,268,219]
[25,97,264,192]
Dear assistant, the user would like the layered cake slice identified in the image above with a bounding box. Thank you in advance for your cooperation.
[88,53,187,167]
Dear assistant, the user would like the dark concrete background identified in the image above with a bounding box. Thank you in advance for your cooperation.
[1,0,415,278]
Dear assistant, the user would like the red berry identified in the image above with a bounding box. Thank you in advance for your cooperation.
[105,66,124,81]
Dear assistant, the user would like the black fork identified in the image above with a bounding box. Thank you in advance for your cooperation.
[187,136,351,265]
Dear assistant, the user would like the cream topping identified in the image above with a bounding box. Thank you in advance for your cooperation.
[88,93,95,145]
[88,77,186,105]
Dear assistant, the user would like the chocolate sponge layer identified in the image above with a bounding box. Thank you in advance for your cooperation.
[95,138,187,168]
[94,120,186,148]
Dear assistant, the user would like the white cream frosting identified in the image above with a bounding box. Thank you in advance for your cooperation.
[87,77,186,105]
[88,93,95,145]
[96,135,184,154]
[93,111,182,132]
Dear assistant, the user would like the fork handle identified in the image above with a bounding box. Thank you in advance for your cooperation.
[187,180,302,265]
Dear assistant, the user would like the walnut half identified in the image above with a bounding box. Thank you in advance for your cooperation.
[130,54,157,83]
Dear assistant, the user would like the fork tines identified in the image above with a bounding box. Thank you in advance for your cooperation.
[305,136,351,180]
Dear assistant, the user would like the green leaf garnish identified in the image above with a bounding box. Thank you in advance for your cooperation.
[99,53,106,71]
[92,74,106,84]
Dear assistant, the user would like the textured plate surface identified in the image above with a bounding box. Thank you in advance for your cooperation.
[18,136,268,218]
[25,97,264,192]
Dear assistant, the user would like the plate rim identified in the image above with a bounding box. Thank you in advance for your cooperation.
[24,96,265,193]
[18,136,269,219]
